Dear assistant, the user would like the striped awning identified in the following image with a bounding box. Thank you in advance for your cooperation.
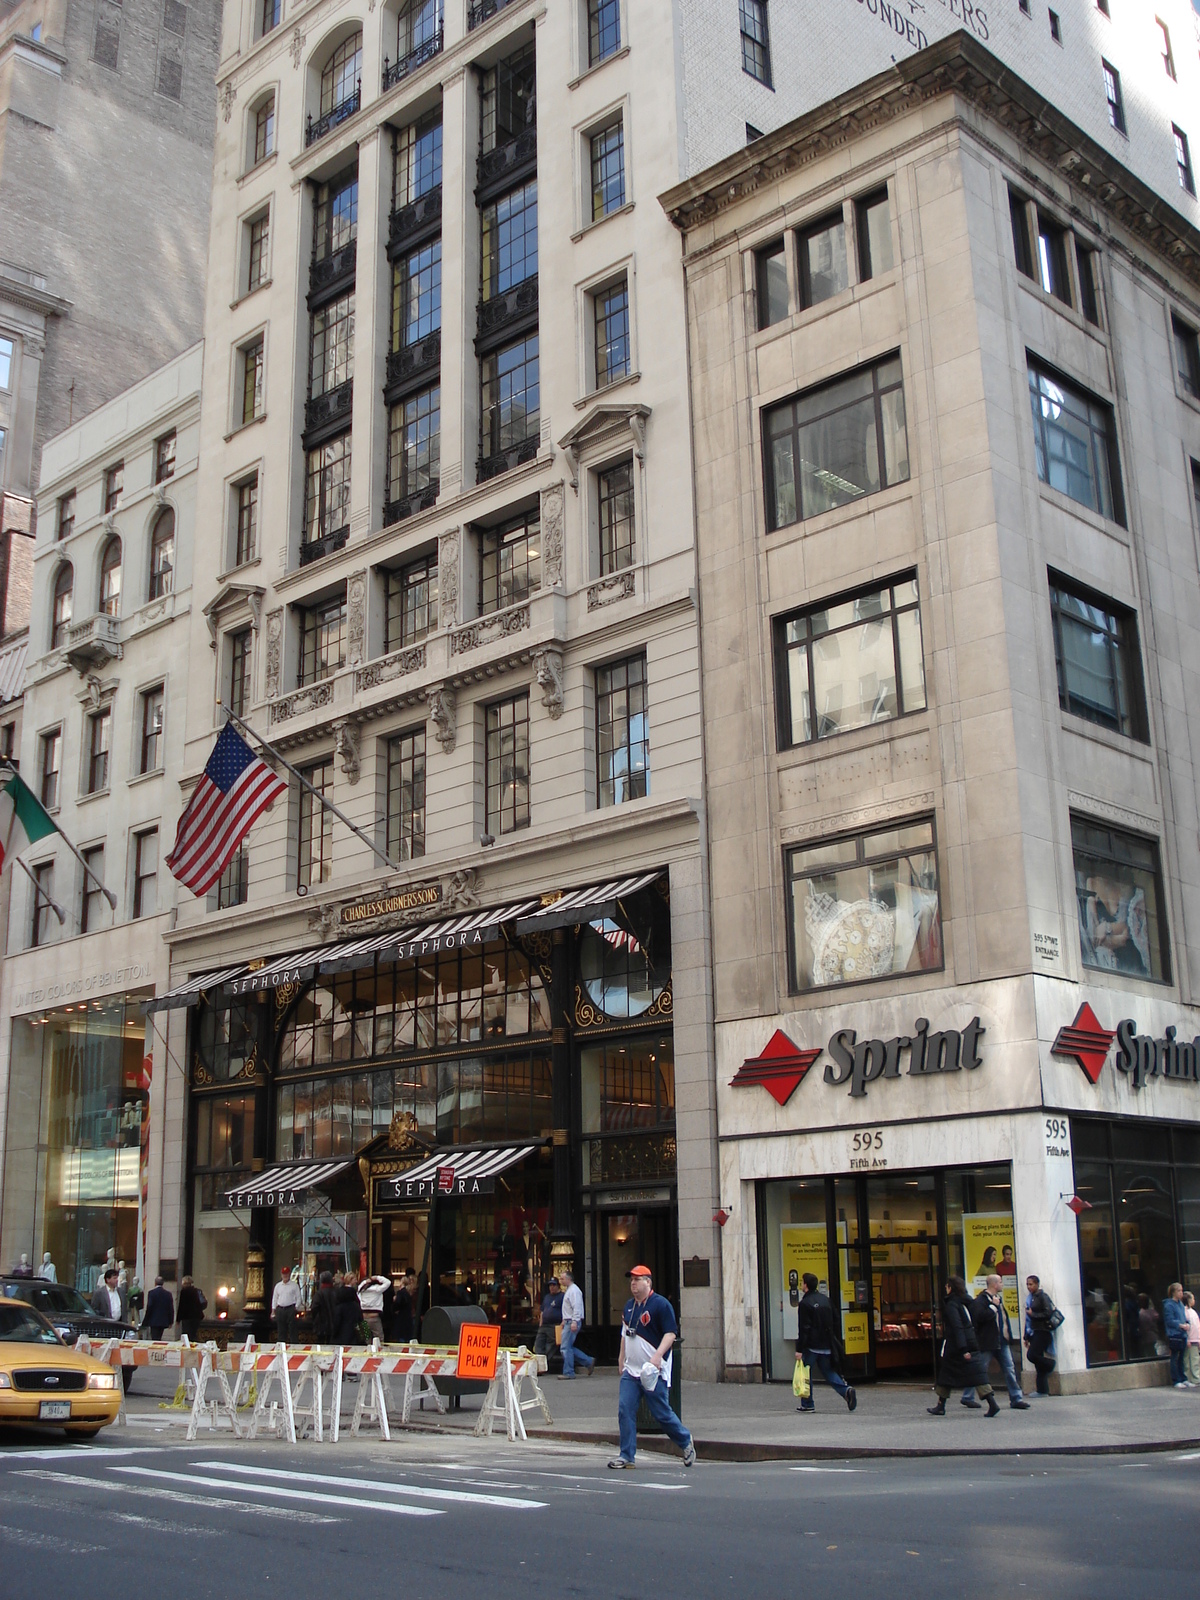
[372,1142,540,1207]
[513,871,661,933]
[392,1143,539,1188]
[222,1159,353,1210]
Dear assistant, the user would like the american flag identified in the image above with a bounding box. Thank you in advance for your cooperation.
[165,724,287,895]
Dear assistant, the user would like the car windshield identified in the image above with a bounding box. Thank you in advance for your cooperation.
[7,1283,91,1315]
[0,1304,61,1344]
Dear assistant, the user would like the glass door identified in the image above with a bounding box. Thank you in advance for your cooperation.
[866,1173,939,1377]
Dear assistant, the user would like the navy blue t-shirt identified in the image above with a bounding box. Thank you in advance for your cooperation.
[622,1291,677,1351]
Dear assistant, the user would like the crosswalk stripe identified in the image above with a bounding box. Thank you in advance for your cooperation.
[13,1469,337,1523]
[0,1447,152,1461]
[199,1460,546,1510]
[114,1465,441,1518]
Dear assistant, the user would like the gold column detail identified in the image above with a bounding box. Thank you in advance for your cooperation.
[243,1243,267,1313]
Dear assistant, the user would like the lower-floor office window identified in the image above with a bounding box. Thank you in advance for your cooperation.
[30,861,55,947]
[1071,815,1169,983]
[481,335,539,462]
[596,654,649,807]
[1028,361,1123,524]
[214,847,249,909]
[480,512,540,614]
[387,385,440,515]
[80,845,106,933]
[386,727,426,862]
[786,817,943,992]
[298,591,347,686]
[485,694,530,836]
[384,555,438,650]
[597,460,634,573]
[297,759,334,888]
[1048,574,1146,740]
[303,432,352,547]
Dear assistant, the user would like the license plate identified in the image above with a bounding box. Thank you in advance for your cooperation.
[38,1400,71,1420]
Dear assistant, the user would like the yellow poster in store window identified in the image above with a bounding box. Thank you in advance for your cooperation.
[781,1224,829,1294]
[962,1212,1020,1332]
[835,1222,871,1354]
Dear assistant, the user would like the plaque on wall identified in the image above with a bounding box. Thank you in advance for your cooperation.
[340,882,442,928]
[682,1256,711,1288]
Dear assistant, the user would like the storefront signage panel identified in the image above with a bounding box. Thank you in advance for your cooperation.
[222,927,489,997]
[733,1018,985,1102]
[1051,1002,1200,1092]
[373,1171,495,1208]
[339,883,441,927]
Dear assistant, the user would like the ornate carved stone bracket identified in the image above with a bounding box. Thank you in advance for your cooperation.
[449,604,529,655]
[220,80,236,122]
[540,482,565,588]
[427,682,457,752]
[438,530,460,628]
[441,866,479,911]
[533,645,564,719]
[333,718,361,783]
[346,569,367,666]
[587,569,636,611]
[265,608,283,699]
[355,645,425,692]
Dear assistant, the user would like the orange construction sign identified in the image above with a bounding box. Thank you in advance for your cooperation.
[457,1321,502,1381]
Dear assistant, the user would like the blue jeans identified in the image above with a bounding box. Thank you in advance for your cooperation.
[1169,1340,1188,1385]
[964,1342,1023,1403]
[617,1370,690,1461]
[561,1323,594,1376]
[797,1349,849,1410]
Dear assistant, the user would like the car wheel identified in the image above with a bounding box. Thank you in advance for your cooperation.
[122,1367,134,1393]
[71,1427,103,1440]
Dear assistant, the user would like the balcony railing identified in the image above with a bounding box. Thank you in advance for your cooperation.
[306,84,361,148]
[476,274,537,352]
[388,185,442,255]
[303,377,354,438]
[309,238,357,300]
[385,329,440,395]
[477,432,539,483]
[299,525,350,566]
[65,613,122,671]
[383,481,439,527]
[467,0,514,28]
[477,124,537,200]
[382,25,442,91]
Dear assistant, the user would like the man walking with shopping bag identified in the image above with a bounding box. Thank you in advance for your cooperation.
[795,1273,857,1414]
[608,1265,695,1470]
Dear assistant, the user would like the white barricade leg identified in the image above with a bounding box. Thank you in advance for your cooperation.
[329,1351,343,1445]
[290,1361,322,1442]
[185,1352,213,1441]
[512,1357,554,1427]
[248,1350,296,1444]
[350,1369,390,1440]
[474,1363,509,1439]
[402,1366,448,1423]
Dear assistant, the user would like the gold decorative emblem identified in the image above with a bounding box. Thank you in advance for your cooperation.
[239,1043,260,1079]
[388,1110,421,1150]
[192,1054,212,1086]
[274,979,301,1018]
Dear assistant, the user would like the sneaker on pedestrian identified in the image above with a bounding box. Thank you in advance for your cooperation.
[607,1458,635,1470]
[1010,1399,1030,1409]
[682,1442,696,1467]
[797,1403,815,1413]
[845,1386,857,1412]
[558,1373,576,1380]
[1175,1381,1190,1389]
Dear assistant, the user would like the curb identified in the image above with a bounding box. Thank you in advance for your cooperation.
[536,1428,1200,1462]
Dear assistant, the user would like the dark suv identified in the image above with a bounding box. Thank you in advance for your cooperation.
[1,1277,135,1390]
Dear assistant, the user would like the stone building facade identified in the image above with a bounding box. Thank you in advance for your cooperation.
[665,34,1200,1389]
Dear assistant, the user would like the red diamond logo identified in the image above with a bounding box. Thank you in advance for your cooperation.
[1051,1003,1116,1085]
[730,1029,822,1106]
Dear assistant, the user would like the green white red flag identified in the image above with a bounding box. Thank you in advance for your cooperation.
[0,771,59,871]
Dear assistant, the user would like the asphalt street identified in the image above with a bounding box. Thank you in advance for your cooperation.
[0,1430,1193,1598]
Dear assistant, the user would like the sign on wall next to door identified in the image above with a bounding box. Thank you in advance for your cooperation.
[962,1211,1020,1333]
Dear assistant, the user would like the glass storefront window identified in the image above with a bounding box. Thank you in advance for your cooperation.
[580,1039,675,1188]
[761,1178,829,1380]
[577,887,671,1021]
[1075,1160,1122,1362]
[196,1004,256,1081]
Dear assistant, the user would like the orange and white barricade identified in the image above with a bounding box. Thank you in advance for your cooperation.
[76,1335,218,1429]
[474,1349,552,1442]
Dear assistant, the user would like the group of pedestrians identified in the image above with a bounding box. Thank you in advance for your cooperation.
[1163,1282,1200,1388]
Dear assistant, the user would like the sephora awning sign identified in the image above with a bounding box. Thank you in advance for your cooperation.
[731,1018,984,1104]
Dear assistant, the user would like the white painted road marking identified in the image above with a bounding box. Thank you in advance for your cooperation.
[197,1460,547,1510]
[789,1466,862,1473]
[114,1465,442,1518]
[13,1469,338,1523]
[0,1446,154,1461]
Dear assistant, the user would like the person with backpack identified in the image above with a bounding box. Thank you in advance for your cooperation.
[795,1272,857,1414]
[928,1276,999,1417]
[1024,1274,1062,1396]
[1163,1282,1189,1389]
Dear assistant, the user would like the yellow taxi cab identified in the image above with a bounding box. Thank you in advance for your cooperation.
[0,1296,122,1437]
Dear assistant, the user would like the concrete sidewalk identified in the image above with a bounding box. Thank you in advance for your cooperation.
[122,1363,1200,1459]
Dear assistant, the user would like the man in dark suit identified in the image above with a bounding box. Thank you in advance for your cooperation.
[143,1276,175,1340]
[91,1267,125,1323]
[966,1273,1029,1409]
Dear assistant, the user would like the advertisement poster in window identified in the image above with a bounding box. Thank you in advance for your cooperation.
[962,1213,1020,1333]
[782,1223,870,1355]
[304,1214,348,1260]
[835,1222,871,1356]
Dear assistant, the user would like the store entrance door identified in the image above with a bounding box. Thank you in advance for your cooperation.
[593,1204,678,1361]
[866,1173,940,1377]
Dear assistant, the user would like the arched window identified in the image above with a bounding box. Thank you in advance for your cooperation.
[99,536,122,617]
[50,563,73,649]
[320,32,361,118]
[148,509,175,601]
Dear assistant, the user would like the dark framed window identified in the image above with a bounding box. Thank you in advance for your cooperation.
[1009,187,1035,280]
[99,536,122,617]
[139,685,164,773]
[310,289,355,398]
[396,0,441,60]
[298,591,347,686]
[597,459,634,574]
[596,653,648,807]
[216,847,248,909]
[314,168,358,258]
[228,628,252,718]
[856,189,893,281]
[588,0,620,65]
[319,32,361,118]
[242,337,264,424]
[786,818,943,993]
[87,707,111,793]
[774,574,926,749]
[1174,126,1195,197]
[235,476,258,566]
[765,354,909,530]
[797,209,848,308]
[1048,9,1061,42]
[1049,574,1146,740]
[148,509,175,599]
[386,728,426,861]
[80,845,105,934]
[30,861,54,948]
[261,0,280,35]
[756,239,788,329]
[1192,459,1200,534]
[393,113,442,207]
[594,279,630,388]
[303,432,352,547]
[480,42,535,156]
[1036,212,1071,305]
[247,214,270,292]
[57,491,75,542]
[1173,314,1200,400]
[50,563,73,649]
[133,828,158,919]
[297,759,333,888]
[481,180,538,300]
[481,512,540,614]
[1102,60,1125,135]
[39,729,60,809]
[388,386,440,510]
[254,95,275,163]
[1028,361,1123,523]
[739,0,771,85]
[1072,816,1169,983]
[385,553,438,650]
[392,244,440,347]
[481,334,539,460]
[485,694,530,836]
[1076,246,1100,326]
[590,121,624,220]
[154,431,176,483]
[104,462,123,513]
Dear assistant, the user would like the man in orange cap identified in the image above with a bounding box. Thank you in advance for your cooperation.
[608,1265,695,1470]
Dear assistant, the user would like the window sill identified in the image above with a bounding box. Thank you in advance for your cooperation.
[77,788,111,805]
[1059,709,1152,758]
[768,476,913,541]
[571,201,634,243]
[1016,274,1105,340]
[128,768,164,788]
[750,267,897,354]
[225,415,267,444]
[775,708,931,767]
[1172,377,1200,418]
[575,369,641,410]
[1035,481,1127,540]
[785,960,946,1004]
[238,151,278,186]
[218,556,262,584]
[567,44,630,91]
[230,279,273,311]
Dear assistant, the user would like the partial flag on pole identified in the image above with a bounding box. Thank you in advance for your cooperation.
[0,771,59,870]
[165,723,287,895]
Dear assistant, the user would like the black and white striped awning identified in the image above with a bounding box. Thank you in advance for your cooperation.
[223,1160,353,1210]
[372,1142,541,1206]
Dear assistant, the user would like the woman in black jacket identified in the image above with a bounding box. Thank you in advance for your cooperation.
[333,1272,363,1344]
[928,1276,999,1417]
[309,1271,337,1342]
[177,1277,206,1341]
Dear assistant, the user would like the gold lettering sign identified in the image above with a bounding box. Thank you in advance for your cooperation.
[339,883,442,926]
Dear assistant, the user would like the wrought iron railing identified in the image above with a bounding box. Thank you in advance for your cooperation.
[477,124,537,196]
[305,83,361,147]
[477,274,537,347]
[309,238,357,298]
[383,481,439,527]
[477,433,539,483]
[382,25,442,90]
[467,0,513,28]
[298,525,350,566]
[385,329,440,393]
[303,378,353,436]
[388,186,442,253]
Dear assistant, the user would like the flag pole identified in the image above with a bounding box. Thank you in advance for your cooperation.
[0,764,118,909]
[218,704,400,873]
[14,852,65,924]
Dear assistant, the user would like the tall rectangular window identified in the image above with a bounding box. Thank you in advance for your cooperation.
[1072,816,1169,982]
[261,0,280,35]
[235,476,258,565]
[765,354,909,530]
[314,169,358,260]
[1174,126,1195,196]
[310,290,355,398]
[394,114,442,207]
[797,210,848,308]
[1036,211,1071,305]
[139,685,164,773]
[154,431,176,483]
[1102,60,1125,135]
[385,553,438,650]
[485,694,530,836]
[787,819,943,992]
[298,592,347,686]
[590,121,625,221]
[481,513,540,614]
[254,95,275,163]
[87,707,111,793]
[39,729,61,809]
[387,386,440,515]
[1048,9,1061,42]
[297,759,333,888]
[598,460,634,574]
[216,847,248,909]
[1009,187,1035,280]
[1048,574,1146,740]
[80,845,105,934]
[856,189,894,281]
[1028,361,1123,523]
[133,828,158,919]
[228,627,252,718]
[1174,315,1200,399]
[386,728,426,861]
[1076,247,1100,326]
[481,180,538,300]
[588,0,620,65]
[594,278,630,387]
[57,492,75,542]
[242,338,264,424]
[480,42,536,156]
[774,574,926,749]
[481,334,539,461]
[303,432,352,547]
[104,462,123,513]
[247,214,270,291]
[739,0,770,84]
[756,239,788,329]
[596,654,649,807]
[1192,459,1200,535]
[392,244,441,347]
[0,336,11,390]
[30,861,54,948]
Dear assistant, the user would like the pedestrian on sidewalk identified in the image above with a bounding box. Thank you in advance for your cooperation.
[310,1270,337,1342]
[177,1276,206,1341]
[358,1273,389,1342]
[559,1270,594,1378]
[1163,1283,1189,1389]
[91,1266,125,1322]
[335,1271,363,1345]
[142,1276,175,1341]
[609,1265,695,1471]
[394,1272,416,1341]
[794,1272,857,1415]
[1023,1275,1059,1396]
[1182,1292,1200,1386]
[271,1265,300,1344]
[962,1275,1029,1410]
[534,1276,563,1358]
[928,1276,999,1417]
